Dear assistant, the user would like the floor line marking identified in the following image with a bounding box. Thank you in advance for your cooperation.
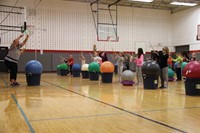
[12,94,35,133]
[42,80,187,133]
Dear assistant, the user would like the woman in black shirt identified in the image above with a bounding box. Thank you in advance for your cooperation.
[157,46,169,89]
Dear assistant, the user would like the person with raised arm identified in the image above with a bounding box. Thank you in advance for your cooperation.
[4,34,29,87]
[79,52,86,65]
[112,48,125,82]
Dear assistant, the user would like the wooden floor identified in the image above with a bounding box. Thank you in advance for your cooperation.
[0,73,200,133]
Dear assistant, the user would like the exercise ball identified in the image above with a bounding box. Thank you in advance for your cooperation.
[142,60,160,76]
[72,63,81,77]
[59,63,68,70]
[57,64,61,69]
[181,62,188,69]
[72,63,81,71]
[81,64,89,71]
[25,60,43,73]
[182,61,200,78]
[100,61,114,73]
[25,60,43,86]
[121,70,134,81]
[56,64,61,75]
[88,62,100,72]
[168,68,174,78]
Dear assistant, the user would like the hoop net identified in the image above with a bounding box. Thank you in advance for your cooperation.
[24,25,35,36]
[107,36,119,42]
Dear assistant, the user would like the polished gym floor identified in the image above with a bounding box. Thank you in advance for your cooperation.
[0,73,200,133]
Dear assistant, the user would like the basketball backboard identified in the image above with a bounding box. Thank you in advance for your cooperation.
[197,24,200,40]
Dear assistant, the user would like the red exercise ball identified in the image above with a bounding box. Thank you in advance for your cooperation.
[183,61,200,78]
[100,61,114,73]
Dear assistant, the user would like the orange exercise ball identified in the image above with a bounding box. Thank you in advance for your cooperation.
[100,61,114,73]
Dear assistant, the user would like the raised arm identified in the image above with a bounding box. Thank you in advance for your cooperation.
[19,46,26,55]
[89,53,94,61]
[21,34,29,47]
[125,52,131,57]
[112,48,118,57]
[79,52,85,60]
[59,55,68,62]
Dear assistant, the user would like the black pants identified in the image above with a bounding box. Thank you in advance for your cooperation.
[176,68,182,80]
[69,65,73,75]
[4,60,18,81]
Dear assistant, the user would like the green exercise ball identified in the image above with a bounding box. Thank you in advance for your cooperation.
[88,62,100,72]
[59,63,68,70]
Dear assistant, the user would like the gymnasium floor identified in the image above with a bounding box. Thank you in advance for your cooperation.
[0,73,200,133]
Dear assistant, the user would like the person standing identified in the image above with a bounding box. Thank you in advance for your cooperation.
[90,51,102,65]
[4,34,29,87]
[68,54,74,75]
[172,53,183,81]
[113,51,124,82]
[130,48,144,85]
[190,52,196,61]
[99,51,108,63]
[79,52,86,65]
[157,46,169,88]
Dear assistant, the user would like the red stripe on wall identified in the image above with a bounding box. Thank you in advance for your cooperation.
[14,49,200,54]
[24,49,135,54]
[190,50,200,52]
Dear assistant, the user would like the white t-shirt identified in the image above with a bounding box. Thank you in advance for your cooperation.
[94,56,102,64]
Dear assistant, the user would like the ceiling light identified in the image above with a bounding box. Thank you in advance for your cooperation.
[129,0,154,3]
[170,2,197,6]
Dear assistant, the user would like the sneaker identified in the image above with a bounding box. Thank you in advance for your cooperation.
[159,86,164,89]
[10,83,17,87]
[160,86,167,89]
[14,82,20,86]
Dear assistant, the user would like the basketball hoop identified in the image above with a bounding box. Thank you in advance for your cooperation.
[197,24,200,41]
[97,25,118,42]
[197,35,200,40]
[24,25,35,36]
[108,36,119,42]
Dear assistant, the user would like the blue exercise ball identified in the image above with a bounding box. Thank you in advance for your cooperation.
[72,63,81,71]
[25,60,43,73]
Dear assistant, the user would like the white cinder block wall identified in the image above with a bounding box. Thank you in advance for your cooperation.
[171,5,200,51]
[1,0,200,52]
